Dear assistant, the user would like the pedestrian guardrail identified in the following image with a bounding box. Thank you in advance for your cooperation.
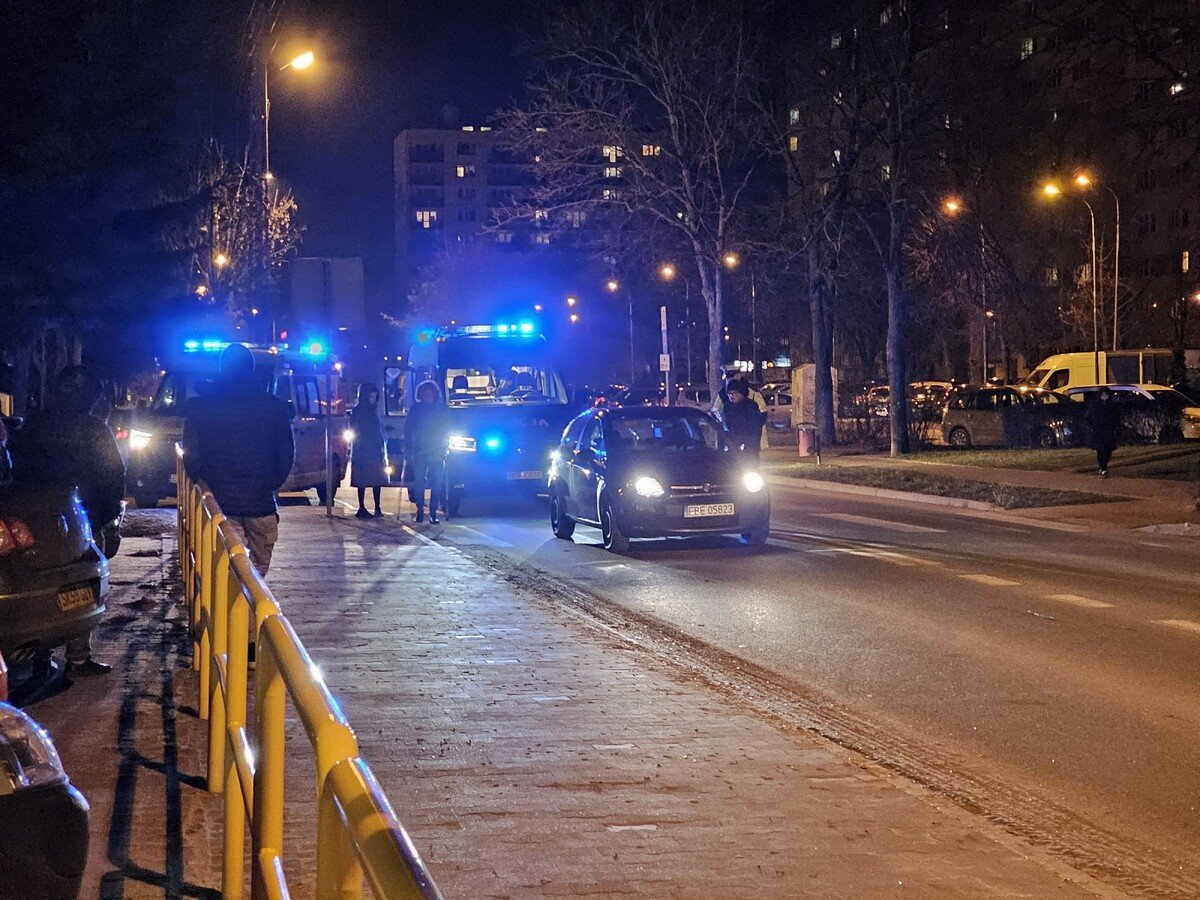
[177,447,442,899]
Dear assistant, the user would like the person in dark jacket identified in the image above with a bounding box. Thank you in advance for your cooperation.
[405,380,449,523]
[182,343,294,573]
[721,379,767,457]
[1085,386,1120,477]
[8,365,125,677]
[349,382,389,519]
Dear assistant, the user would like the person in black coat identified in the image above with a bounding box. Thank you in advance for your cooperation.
[404,380,449,523]
[1085,386,1120,477]
[183,343,294,573]
[8,365,126,677]
[723,379,767,457]
[348,382,389,519]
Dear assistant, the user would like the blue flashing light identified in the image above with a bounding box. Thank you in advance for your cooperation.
[183,338,230,353]
[483,435,503,451]
[496,323,510,334]
[519,321,535,334]
[183,339,200,351]
[300,339,328,358]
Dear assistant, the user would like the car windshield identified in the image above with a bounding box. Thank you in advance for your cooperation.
[437,338,568,407]
[610,414,723,451]
[1148,389,1192,405]
[1020,390,1064,405]
[1022,367,1050,386]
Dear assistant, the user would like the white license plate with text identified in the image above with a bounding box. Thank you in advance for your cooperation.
[684,502,735,518]
[508,470,543,481]
[57,584,98,613]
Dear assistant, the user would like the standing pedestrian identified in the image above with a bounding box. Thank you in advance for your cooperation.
[1085,386,1120,478]
[405,380,449,523]
[182,343,294,574]
[8,366,125,677]
[348,382,389,519]
[721,379,767,458]
[712,367,768,450]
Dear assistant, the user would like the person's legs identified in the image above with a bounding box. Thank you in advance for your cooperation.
[428,458,445,521]
[357,487,367,509]
[228,514,279,575]
[67,525,110,676]
[372,486,382,515]
[412,458,427,521]
[1097,445,1113,475]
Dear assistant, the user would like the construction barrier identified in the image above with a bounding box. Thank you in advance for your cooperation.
[177,447,443,899]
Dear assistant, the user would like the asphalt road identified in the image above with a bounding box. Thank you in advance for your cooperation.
[431,479,1200,895]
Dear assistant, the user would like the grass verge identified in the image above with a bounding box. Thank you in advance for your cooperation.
[905,445,1199,481]
[769,463,1116,509]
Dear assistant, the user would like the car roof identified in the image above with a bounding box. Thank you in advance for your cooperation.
[601,405,708,419]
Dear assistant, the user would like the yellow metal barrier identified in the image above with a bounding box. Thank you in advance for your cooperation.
[176,448,443,900]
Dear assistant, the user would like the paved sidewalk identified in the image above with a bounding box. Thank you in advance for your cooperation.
[39,501,1101,897]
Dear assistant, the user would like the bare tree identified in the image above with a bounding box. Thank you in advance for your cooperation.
[499,0,770,398]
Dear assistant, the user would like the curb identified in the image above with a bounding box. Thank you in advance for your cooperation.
[773,476,999,511]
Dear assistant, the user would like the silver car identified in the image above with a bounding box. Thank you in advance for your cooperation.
[941,387,1080,448]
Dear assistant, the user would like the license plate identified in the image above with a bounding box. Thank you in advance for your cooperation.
[684,502,735,518]
[508,470,543,480]
[168,473,178,484]
[57,584,98,613]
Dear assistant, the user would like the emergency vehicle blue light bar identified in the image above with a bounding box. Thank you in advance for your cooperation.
[183,338,231,353]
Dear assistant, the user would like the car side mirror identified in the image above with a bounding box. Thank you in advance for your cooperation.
[286,401,298,421]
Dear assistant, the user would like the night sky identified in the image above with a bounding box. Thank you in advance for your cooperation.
[266,0,545,305]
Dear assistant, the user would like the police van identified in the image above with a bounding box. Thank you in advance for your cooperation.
[119,339,349,507]
[382,322,575,516]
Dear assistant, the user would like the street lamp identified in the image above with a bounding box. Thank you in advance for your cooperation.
[943,196,963,215]
[213,252,230,269]
[606,278,620,293]
[264,49,316,178]
[659,263,676,280]
[1074,171,1121,350]
[658,263,692,382]
[1043,181,1100,383]
[723,252,740,269]
[566,295,578,307]
[569,313,580,324]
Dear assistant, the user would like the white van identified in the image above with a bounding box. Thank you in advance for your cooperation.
[1021,349,1192,391]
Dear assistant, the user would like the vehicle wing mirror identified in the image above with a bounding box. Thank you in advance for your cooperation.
[286,401,298,421]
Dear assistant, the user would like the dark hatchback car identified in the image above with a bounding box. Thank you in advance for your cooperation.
[548,407,770,552]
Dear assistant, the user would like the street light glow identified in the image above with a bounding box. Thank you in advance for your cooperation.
[569,313,580,323]
[1074,172,1093,188]
[534,304,543,312]
[723,252,740,269]
[1042,183,1062,197]
[566,295,578,307]
[287,51,315,71]
[195,284,208,297]
[606,278,619,292]
[213,252,230,268]
[659,263,676,280]
[943,197,962,214]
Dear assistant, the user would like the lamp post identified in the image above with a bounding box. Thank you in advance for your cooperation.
[721,252,758,380]
[1074,172,1121,350]
[606,277,633,383]
[659,263,694,384]
[1044,183,1100,384]
[942,197,991,383]
[264,50,314,178]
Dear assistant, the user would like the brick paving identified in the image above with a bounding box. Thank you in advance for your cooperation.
[35,501,1101,897]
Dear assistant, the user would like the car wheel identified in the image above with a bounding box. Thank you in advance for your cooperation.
[741,525,769,547]
[447,487,465,518]
[600,494,630,553]
[1034,427,1057,449]
[550,491,575,539]
[948,427,971,448]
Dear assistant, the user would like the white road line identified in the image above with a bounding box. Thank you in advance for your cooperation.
[960,573,1021,587]
[815,512,946,534]
[1155,619,1200,635]
[1045,593,1114,610]
[445,525,514,547]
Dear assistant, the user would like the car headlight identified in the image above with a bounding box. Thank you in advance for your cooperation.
[448,434,477,452]
[0,704,67,795]
[634,476,665,497]
[342,428,356,444]
[129,429,152,451]
[743,471,766,493]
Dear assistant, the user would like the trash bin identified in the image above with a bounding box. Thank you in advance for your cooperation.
[797,422,819,458]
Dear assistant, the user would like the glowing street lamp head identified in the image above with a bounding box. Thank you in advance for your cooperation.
[566,295,578,307]
[723,252,740,269]
[569,313,580,323]
[213,252,230,268]
[287,51,315,71]
[1042,183,1062,197]
[943,197,962,215]
[1073,172,1093,188]
[194,284,209,297]
[659,263,676,280]
[606,278,619,292]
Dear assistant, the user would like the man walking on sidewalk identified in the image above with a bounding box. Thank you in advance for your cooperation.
[1085,387,1120,478]
[183,343,294,574]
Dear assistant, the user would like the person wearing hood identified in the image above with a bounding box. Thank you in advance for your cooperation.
[1084,386,1120,478]
[405,379,449,523]
[8,365,126,677]
[348,382,389,519]
[721,378,767,457]
[182,343,294,574]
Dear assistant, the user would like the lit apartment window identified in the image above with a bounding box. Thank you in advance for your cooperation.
[1181,251,1191,272]
[456,164,476,178]
[938,9,950,31]
[602,145,621,163]
[1045,267,1059,286]
[603,188,621,201]
[880,164,891,181]
[496,231,513,244]
[788,135,799,152]
[830,33,841,49]
[880,5,894,25]
[641,144,661,156]
[1170,81,1185,96]
[604,166,622,179]
[534,209,548,221]
[415,210,437,229]
[567,210,586,228]
[535,233,551,245]
[942,113,952,129]
[1050,108,1058,123]
[788,108,800,125]
[833,149,842,165]
[1020,37,1034,60]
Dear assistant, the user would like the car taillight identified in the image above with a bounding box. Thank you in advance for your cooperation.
[0,519,35,556]
[0,652,7,703]
[115,427,130,441]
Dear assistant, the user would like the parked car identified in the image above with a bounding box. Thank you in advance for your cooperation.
[759,384,793,430]
[1062,384,1200,443]
[1020,349,1194,392]
[0,484,108,664]
[0,651,90,898]
[548,406,770,551]
[941,386,1081,448]
[612,387,666,408]
[910,381,955,422]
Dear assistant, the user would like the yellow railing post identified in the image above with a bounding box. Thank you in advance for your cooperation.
[223,564,252,900]
[197,509,213,720]
[207,530,230,794]
[252,619,287,900]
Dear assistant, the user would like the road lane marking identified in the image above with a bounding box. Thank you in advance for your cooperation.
[814,512,946,534]
[1045,593,1113,609]
[1155,619,1200,635]
[959,573,1021,587]
[811,546,942,568]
